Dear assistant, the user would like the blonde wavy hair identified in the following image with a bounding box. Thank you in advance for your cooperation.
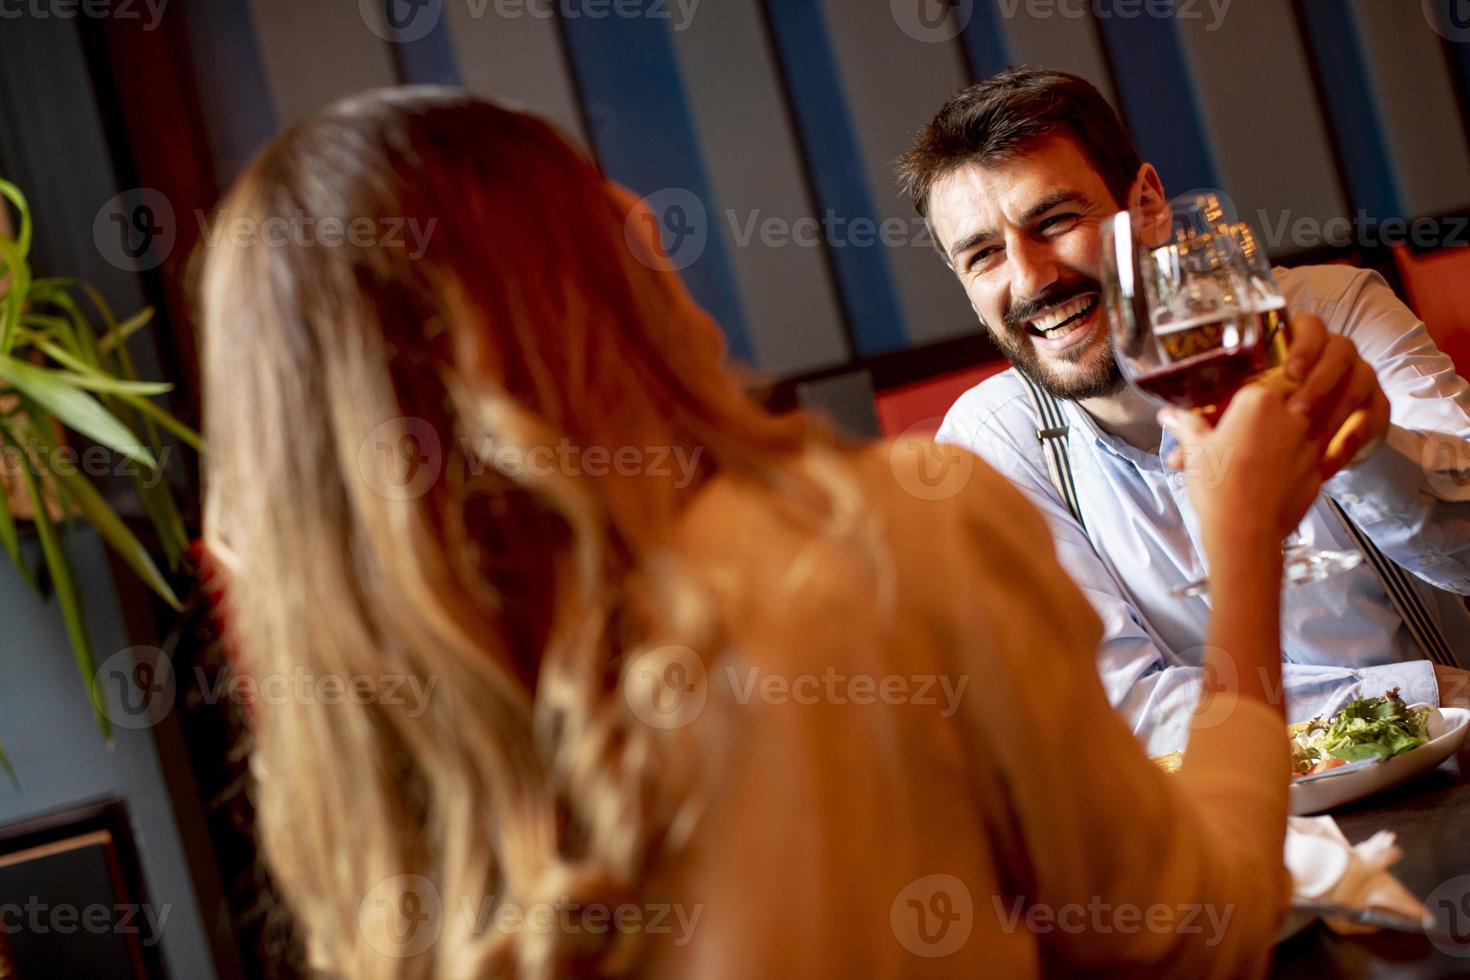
[201,88,852,977]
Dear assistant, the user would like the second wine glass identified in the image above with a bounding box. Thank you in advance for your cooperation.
[1099,196,1363,597]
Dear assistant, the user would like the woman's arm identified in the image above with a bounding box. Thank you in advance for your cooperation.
[937,383,1347,977]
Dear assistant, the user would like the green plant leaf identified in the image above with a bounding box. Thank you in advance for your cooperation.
[19,314,77,345]
[96,307,154,355]
[76,363,189,566]
[0,356,158,468]
[35,312,198,561]
[47,371,171,397]
[34,341,172,395]
[25,417,181,610]
[28,285,103,371]
[76,285,124,369]
[0,464,36,593]
[0,235,33,355]
[4,428,112,743]
[6,340,171,396]
[113,392,203,453]
[131,468,188,568]
[0,738,16,789]
[51,290,196,456]
[0,179,35,256]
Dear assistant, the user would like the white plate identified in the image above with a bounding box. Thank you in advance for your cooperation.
[1289,705,1470,815]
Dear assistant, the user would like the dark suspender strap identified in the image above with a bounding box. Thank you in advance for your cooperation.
[1017,370,1458,668]
[1328,499,1462,668]
[1017,373,1087,532]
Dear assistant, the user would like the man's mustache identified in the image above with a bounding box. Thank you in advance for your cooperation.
[1002,278,1103,333]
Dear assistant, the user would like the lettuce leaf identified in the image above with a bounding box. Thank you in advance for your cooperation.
[1291,689,1430,769]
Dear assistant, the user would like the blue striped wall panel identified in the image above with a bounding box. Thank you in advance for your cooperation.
[181,0,279,185]
[1297,0,1404,219]
[668,0,850,375]
[1173,2,1348,256]
[1350,0,1470,218]
[1090,0,1218,195]
[961,0,1013,77]
[1433,0,1470,126]
[557,12,755,364]
[186,0,1460,381]
[378,1,463,86]
[812,0,978,349]
[763,0,910,356]
[442,1,588,146]
[991,1,1117,102]
[246,0,399,126]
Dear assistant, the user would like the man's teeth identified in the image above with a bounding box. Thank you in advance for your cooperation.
[1030,295,1097,337]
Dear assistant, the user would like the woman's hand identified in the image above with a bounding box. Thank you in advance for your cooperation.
[1161,384,1334,708]
[1159,384,1327,561]
[1282,313,1391,471]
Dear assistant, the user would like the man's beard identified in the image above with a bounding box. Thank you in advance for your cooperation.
[989,275,1125,401]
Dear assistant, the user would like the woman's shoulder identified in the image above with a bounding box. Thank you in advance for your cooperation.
[674,438,1054,620]
[681,436,1024,538]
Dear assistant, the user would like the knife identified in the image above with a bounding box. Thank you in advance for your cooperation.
[1293,756,1382,784]
[1290,900,1439,935]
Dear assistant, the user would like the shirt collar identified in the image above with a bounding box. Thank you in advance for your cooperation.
[1060,397,1176,472]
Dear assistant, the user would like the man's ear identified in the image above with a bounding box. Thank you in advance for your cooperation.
[1126,164,1171,248]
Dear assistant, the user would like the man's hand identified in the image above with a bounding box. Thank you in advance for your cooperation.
[1435,664,1470,709]
[1281,312,1391,476]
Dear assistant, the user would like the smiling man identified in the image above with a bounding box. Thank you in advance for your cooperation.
[898,67,1470,754]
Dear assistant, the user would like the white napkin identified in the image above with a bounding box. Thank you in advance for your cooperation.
[1284,815,1429,934]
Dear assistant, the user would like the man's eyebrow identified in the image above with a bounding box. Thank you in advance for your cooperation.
[947,227,994,263]
[1020,189,1087,225]
[946,190,1089,263]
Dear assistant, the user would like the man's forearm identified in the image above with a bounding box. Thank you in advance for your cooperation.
[1328,426,1470,594]
[1116,659,1441,753]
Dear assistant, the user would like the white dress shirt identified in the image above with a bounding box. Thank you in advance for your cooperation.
[937,264,1470,756]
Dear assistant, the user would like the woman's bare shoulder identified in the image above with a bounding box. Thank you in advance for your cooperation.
[672,439,1054,635]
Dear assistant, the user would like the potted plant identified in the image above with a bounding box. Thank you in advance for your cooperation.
[0,179,200,776]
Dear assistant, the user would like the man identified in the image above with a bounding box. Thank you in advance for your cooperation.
[897,67,1470,755]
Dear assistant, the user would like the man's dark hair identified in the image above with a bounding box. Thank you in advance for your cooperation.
[897,67,1142,219]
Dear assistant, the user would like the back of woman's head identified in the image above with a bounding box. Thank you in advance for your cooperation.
[200,87,825,977]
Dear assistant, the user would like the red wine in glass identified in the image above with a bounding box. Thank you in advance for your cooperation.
[1132,304,1290,423]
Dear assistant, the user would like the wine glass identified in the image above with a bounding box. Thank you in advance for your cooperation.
[1100,195,1363,597]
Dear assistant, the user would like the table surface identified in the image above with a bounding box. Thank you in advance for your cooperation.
[1272,738,1470,978]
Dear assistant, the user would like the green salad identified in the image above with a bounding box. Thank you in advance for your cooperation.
[1290,688,1432,777]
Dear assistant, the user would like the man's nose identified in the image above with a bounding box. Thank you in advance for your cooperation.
[1008,235,1059,302]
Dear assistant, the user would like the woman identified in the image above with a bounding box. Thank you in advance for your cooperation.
[201,88,1342,978]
